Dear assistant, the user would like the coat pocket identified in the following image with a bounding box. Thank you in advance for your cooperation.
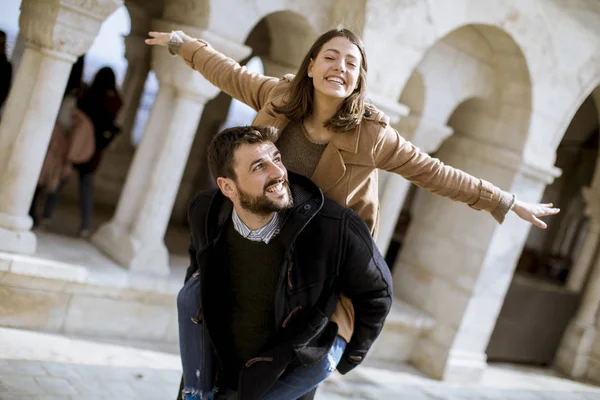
[291,307,338,367]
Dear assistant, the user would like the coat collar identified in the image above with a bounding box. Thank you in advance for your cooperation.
[253,87,389,193]
[204,172,324,249]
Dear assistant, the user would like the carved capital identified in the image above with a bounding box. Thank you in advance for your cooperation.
[163,0,209,28]
[19,0,122,57]
[150,20,252,101]
[368,94,410,125]
[408,115,454,153]
[151,46,217,102]
[152,19,252,62]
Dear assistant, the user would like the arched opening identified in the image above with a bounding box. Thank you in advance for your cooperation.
[0,0,20,62]
[384,24,531,270]
[388,24,534,379]
[29,5,132,237]
[83,6,130,86]
[169,11,317,228]
[487,90,600,365]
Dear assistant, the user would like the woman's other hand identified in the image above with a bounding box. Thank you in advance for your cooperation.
[512,200,560,229]
[145,32,170,46]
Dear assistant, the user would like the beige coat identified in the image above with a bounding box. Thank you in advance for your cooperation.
[39,108,95,191]
[179,40,514,235]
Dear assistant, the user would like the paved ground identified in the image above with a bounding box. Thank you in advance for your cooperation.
[0,328,599,399]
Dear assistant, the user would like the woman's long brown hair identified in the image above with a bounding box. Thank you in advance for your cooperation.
[273,28,370,132]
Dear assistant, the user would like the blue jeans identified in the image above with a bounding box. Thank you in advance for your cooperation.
[35,171,94,231]
[186,335,346,400]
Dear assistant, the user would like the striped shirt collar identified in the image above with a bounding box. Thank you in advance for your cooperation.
[231,208,281,244]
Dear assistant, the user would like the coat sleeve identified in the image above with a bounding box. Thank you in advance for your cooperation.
[184,193,209,283]
[178,39,281,112]
[373,125,515,223]
[336,210,393,374]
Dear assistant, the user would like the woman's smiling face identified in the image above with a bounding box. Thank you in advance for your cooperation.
[308,36,362,102]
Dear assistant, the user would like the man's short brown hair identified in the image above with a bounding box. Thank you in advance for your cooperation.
[208,125,278,181]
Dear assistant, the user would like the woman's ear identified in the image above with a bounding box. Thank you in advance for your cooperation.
[307,58,314,78]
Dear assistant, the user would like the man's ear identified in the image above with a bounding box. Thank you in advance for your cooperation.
[216,177,236,200]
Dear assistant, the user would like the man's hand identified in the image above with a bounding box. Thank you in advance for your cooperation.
[145,31,170,46]
[512,200,560,229]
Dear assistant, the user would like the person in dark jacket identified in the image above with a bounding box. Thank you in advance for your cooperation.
[71,66,122,237]
[177,125,393,400]
[0,30,12,114]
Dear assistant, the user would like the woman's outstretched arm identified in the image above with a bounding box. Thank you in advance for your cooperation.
[146,31,282,111]
[374,125,559,228]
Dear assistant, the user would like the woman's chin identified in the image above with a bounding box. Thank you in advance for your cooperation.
[316,88,348,102]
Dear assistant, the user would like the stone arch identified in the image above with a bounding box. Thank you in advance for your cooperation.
[260,11,318,76]
[32,4,134,237]
[85,5,131,85]
[399,23,531,153]
[486,84,600,369]
[381,23,531,265]
[362,0,600,168]
[389,22,542,381]
[207,0,328,45]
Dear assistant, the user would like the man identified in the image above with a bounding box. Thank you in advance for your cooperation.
[177,126,393,400]
[0,30,12,114]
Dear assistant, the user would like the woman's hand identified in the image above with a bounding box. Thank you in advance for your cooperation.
[145,31,170,46]
[512,200,560,229]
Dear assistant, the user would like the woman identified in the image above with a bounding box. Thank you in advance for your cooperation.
[146,28,558,231]
[146,28,559,400]
[36,66,122,237]
[71,66,122,237]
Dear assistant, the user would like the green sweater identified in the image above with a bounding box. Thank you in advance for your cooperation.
[214,219,286,389]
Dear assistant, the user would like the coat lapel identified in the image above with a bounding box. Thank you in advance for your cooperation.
[310,144,346,193]
[311,125,361,192]
[252,93,364,194]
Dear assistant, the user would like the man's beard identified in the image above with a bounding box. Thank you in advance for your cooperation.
[237,178,293,216]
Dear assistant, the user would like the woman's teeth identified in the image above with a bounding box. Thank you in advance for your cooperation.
[327,77,344,85]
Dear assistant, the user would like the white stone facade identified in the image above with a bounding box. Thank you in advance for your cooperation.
[2,0,600,385]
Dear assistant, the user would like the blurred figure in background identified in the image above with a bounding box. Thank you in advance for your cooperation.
[30,56,93,229]
[31,64,122,238]
[0,30,13,116]
[71,66,122,237]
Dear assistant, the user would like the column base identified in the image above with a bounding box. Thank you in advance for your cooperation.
[0,225,36,254]
[92,221,170,276]
[443,350,487,383]
[411,339,487,383]
[554,322,597,378]
[0,212,36,254]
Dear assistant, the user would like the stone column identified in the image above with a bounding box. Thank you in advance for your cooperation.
[0,0,121,254]
[376,114,453,254]
[566,188,600,292]
[392,135,560,382]
[367,95,409,249]
[92,22,251,275]
[555,194,600,378]
[112,3,153,149]
[92,4,154,203]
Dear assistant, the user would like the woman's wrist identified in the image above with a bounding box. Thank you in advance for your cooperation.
[168,30,192,56]
[509,194,518,212]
